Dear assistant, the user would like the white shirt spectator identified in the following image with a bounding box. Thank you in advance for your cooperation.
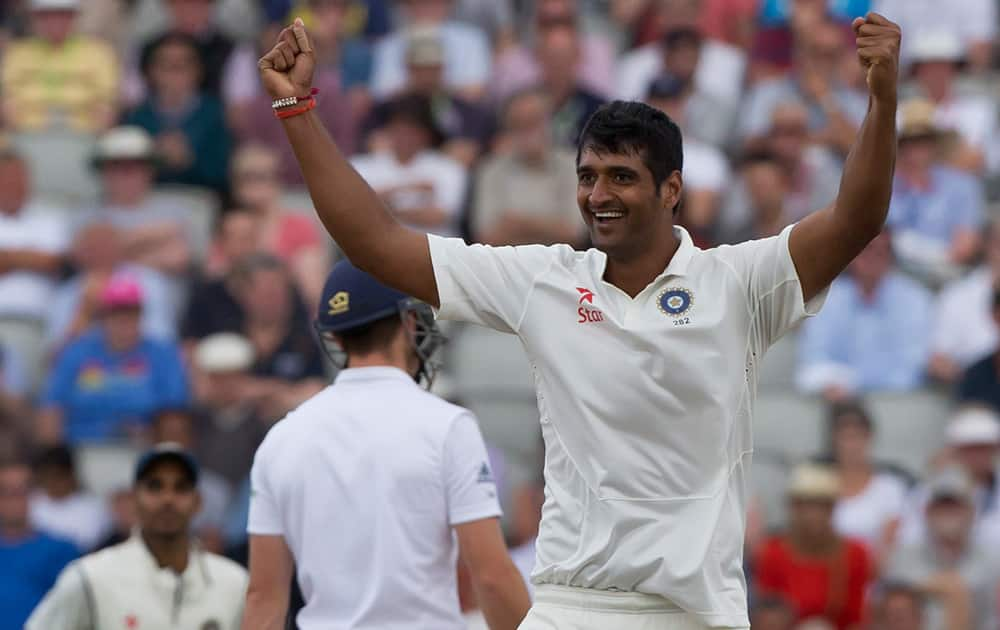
[931,267,999,369]
[428,225,825,628]
[873,0,997,64]
[0,203,69,319]
[833,472,909,552]
[29,490,112,552]
[351,150,467,237]
[248,368,501,630]
[371,22,491,99]
[933,95,997,155]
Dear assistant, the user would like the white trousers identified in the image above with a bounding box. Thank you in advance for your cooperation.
[517,585,749,630]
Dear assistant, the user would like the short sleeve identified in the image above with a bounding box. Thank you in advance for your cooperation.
[247,440,284,536]
[443,412,502,526]
[721,224,828,350]
[427,235,559,333]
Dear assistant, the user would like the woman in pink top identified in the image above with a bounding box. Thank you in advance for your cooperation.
[227,143,330,309]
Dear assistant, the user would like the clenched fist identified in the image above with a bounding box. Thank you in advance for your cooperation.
[258,18,315,100]
[852,13,901,104]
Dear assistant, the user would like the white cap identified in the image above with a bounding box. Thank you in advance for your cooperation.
[945,407,1000,447]
[93,126,155,164]
[910,31,965,64]
[787,463,840,500]
[30,0,79,10]
[194,333,256,373]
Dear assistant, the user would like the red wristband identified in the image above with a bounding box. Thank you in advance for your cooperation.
[275,97,316,119]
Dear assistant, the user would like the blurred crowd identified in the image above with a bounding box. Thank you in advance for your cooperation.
[1,0,1000,629]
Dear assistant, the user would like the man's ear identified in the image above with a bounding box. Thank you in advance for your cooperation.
[662,170,683,214]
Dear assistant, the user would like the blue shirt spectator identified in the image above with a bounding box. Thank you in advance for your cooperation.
[757,0,870,26]
[798,232,933,396]
[0,459,78,630]
[40,275,189,444]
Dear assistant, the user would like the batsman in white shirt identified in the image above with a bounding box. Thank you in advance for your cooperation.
[242,261,530,630]
[259,13,902,629]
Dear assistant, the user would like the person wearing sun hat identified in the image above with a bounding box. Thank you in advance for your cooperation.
[37,272,190,445]
[0,0,119,133]
[887,97,986,283]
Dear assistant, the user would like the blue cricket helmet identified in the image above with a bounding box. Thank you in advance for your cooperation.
[316,259,409,334]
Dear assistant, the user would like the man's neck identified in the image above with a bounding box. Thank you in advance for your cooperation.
[141,530,191,574]
[603,231,680,299]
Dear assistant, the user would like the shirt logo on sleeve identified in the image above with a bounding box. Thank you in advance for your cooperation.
[477,462,494,484]
[658,287,694,318]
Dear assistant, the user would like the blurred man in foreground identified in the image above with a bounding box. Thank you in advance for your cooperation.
[27,443,248,629]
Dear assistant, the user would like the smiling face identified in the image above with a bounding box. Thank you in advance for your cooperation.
[576,148,681,260]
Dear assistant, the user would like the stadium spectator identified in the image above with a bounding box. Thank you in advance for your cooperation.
[616,3,747,112]
[750,595,796,630]
[151,408,232,554]
[138,0,235,99]
[644,75,730,239]
[370,0,491,101]
[181,213,259,345]
[366,26,492,168]
[0,145,69,322]
[929,221,1000,383]
[740,18,867,154]
[905,31,996,174]
[750,0,867,77]
[490,0,615,102]
[28,445,110,552]
[228,143,329,309]
[351,93,467,237]
[887,98,985,283]
[534,22,605,150]
[826,401,908,560]
[0,454,78,630]
[0,346,30,430]
[189,333,270,488]
[125,32,231,193]
[956,289,1000,414]
[900,408,1000,548]
[228,0,366,185]
[472,88,581,247]
[797,231,933,398]
[872,0,996,71]
[754,463,872,629]
[718,151,790,245]
[26,443,248,629]
[46,222,177,350]
[38,273,190,445]
[722,101,840,241]
[885,466,1000,630]
[869,582,926,630]
[81,125,193,304]
[0,0,119,133]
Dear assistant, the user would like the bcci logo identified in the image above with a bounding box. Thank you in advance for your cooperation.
[327,291,350,315]
[657,287,693,318]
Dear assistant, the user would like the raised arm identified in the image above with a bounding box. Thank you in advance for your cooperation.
[789,13,901,302]
[258,20,439,307]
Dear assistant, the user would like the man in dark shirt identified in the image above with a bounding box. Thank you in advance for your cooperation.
[958,287,1000,413]
[140,0,233,97]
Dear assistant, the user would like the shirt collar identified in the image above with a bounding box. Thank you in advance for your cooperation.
[334,366,415,385]
[656,225,696,279]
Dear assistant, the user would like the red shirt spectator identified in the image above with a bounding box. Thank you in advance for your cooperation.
[756,533,871,628]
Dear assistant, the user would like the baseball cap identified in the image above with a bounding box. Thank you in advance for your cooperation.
[30,0,79,10]
[194,333,255,373]
[93,126,156,166]
[134,442,199,485]
[405,26,445,67]
[945,407,1000,447]
[316,260,409,334]
[100,274,144,310]
[787,463,840,501]
[926,466,974,504]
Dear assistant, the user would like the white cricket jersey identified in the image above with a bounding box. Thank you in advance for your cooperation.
[247,367,501,630]
[428,224,826,628]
